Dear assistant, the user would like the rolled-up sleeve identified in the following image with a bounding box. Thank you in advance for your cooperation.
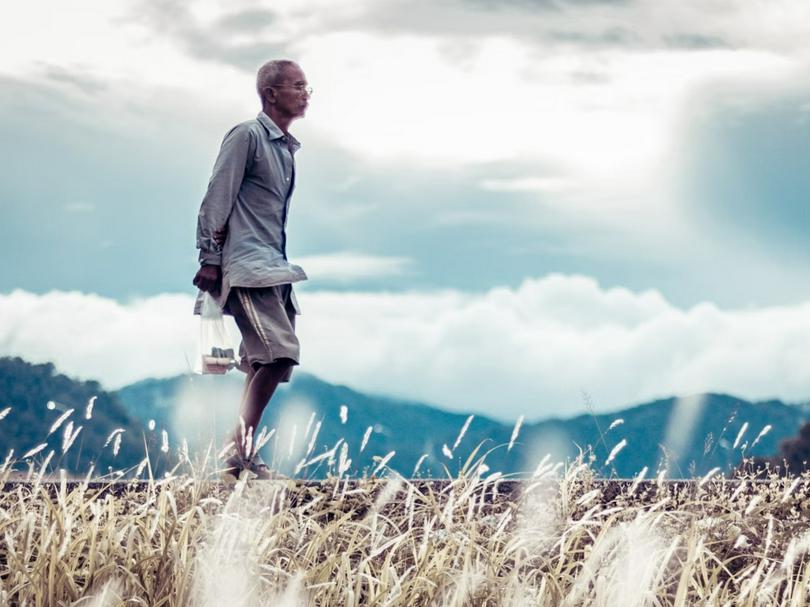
[196,124,254,266]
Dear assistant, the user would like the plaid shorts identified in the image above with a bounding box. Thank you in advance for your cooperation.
[227,284,300,382]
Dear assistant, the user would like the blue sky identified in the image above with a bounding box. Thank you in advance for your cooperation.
[1,0,809,420]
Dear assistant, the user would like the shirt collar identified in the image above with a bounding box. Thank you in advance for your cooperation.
[257,111,301,151]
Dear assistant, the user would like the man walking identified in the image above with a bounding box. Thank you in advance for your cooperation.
[192,59,312,479]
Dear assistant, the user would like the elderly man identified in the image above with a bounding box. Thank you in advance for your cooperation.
[193,59,312,479]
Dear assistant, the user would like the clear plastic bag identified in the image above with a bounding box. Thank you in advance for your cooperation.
[197,292,237,374]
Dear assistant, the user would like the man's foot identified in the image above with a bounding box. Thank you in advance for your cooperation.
[245,454,289,480]
[220,451,247,481]
[220,449,288,481]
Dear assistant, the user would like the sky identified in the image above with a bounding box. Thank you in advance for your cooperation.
[1,0,809,421]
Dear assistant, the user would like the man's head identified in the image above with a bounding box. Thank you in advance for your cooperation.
[256,60,310,122]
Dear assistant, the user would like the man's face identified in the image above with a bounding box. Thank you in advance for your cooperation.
[268,64,310,119]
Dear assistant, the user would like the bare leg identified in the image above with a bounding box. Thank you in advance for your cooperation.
[230,365,255,453]
[231,362,292,458]
[238,364,257,413]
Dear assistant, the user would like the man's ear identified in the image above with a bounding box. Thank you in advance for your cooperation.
[262,86,276,104]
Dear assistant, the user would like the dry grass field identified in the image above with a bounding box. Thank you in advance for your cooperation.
[2,443,810,607]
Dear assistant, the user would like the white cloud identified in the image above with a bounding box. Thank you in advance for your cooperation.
[480,177,578,194]
[302,34,791,179]
[0,289,210,384]
[296,252,413,283]
[2,277,810,421]
[2,0,802,182]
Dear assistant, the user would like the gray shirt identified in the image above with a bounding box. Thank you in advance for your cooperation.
[195,112,307,312]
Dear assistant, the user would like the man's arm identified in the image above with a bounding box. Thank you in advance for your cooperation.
[193,124,254,292]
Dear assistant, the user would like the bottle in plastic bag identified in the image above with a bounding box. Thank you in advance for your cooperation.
[199,292,237,374]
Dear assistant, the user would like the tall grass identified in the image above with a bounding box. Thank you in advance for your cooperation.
[1,398,809,605]
[2,437,810,605]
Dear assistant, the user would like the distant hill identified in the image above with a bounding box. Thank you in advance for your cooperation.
[0,357,164,477]
[522,394,808,477]
[116,371,810,478]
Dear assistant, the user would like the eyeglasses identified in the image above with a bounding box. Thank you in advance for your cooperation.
[270,84,313,96]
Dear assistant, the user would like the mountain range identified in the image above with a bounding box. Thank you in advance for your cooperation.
[2,356,807,478]
[109,367,810,478]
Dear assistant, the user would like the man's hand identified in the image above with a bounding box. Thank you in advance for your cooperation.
[192,264,222,293]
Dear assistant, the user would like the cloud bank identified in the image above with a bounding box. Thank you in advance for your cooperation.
[2,275,809,421]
